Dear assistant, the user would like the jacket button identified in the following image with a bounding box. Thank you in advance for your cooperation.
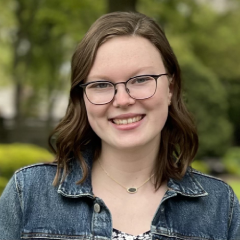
[94,203,101,213]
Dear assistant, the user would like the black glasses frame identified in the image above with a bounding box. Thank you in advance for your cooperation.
[79,73,168,105]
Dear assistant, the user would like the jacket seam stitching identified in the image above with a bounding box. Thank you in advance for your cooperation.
[14,173,24,213]
[153,231,216,240]
[15,162,57,174]
[191,169,227,183]
[228,185,234,230]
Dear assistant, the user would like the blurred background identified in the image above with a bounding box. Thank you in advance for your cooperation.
[0,0,239,197]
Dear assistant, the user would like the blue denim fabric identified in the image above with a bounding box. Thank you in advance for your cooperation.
[0,151,240,240]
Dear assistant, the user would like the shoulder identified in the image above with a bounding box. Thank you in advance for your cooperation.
[1,163,58,207]
[190,169,240,236]
[191,168,229,185]
[14,163,57,190]
[15,162,57,173]
[15,162,57,176]
[190,168,235,199]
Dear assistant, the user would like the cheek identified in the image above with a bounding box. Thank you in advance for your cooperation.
[152,97,169,117]
[153,86,171,107]
[147,89,170,122]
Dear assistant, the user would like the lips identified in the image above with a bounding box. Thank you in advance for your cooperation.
[110,114,145,125]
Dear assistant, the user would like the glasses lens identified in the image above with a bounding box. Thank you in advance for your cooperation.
[127,76,156,99]
[85,82,114,104]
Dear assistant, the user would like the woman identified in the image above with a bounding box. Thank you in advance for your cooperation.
[0,12,239,240]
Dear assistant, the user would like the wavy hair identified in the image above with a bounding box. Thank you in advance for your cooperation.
[49,12,198,188]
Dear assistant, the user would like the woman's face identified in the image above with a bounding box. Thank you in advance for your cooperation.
[84,36,173,150]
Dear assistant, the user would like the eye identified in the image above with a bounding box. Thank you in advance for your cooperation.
[130,76,153,84]
[88,82,113,89]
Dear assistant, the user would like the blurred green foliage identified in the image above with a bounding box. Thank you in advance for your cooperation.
[223,147,240,176]
[0,176,8,196]
[0,143,53,180]
[191,160,210,174]
[192,147,240,177]
[182,61,232,157]
[0,143,53,194]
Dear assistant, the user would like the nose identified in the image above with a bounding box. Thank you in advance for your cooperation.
[112,83,135,108]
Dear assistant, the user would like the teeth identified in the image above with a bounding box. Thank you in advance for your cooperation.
[113,116,143,125]
[128,118,133,124]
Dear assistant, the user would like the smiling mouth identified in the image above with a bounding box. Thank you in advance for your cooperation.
[111,115,144,125]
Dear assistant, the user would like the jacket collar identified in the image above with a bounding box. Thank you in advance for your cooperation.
[167,169,208,197]
[57,151,208,198]
[57,148,95,199]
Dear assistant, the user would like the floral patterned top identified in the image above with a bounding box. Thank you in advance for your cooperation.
[112,228,151,240]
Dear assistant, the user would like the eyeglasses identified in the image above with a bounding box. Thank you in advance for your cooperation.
[79,73,168,105]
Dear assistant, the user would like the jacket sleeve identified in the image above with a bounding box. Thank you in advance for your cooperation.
[228,187,240,240]
[0,174,22,240]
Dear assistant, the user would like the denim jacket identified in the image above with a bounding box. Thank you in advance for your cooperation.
[0,150,240,240]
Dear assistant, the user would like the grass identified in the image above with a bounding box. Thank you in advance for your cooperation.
[226,180,240,200]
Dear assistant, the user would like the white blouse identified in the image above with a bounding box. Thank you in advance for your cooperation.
[112,229,151,240]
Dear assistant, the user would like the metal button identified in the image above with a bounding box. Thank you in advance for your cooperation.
[94,203,101,213]
[161,206,164,212]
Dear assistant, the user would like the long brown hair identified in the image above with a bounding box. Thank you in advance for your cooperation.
[49,12,198,188]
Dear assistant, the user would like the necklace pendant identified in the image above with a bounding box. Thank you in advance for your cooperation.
[127,187,137,194]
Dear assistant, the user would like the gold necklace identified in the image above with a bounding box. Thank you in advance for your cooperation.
[98,160,155,194]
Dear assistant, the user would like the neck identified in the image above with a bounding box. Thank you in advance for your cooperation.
[94,140,160,189]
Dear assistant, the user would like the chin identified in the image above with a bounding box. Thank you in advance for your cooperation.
[112,139,155,151]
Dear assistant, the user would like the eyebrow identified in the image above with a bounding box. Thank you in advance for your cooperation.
[86,66,158,82]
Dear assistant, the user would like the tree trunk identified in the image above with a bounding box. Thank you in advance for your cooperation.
[13,0,41,126]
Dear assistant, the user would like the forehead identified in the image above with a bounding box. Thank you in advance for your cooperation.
[87,36,166,81]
